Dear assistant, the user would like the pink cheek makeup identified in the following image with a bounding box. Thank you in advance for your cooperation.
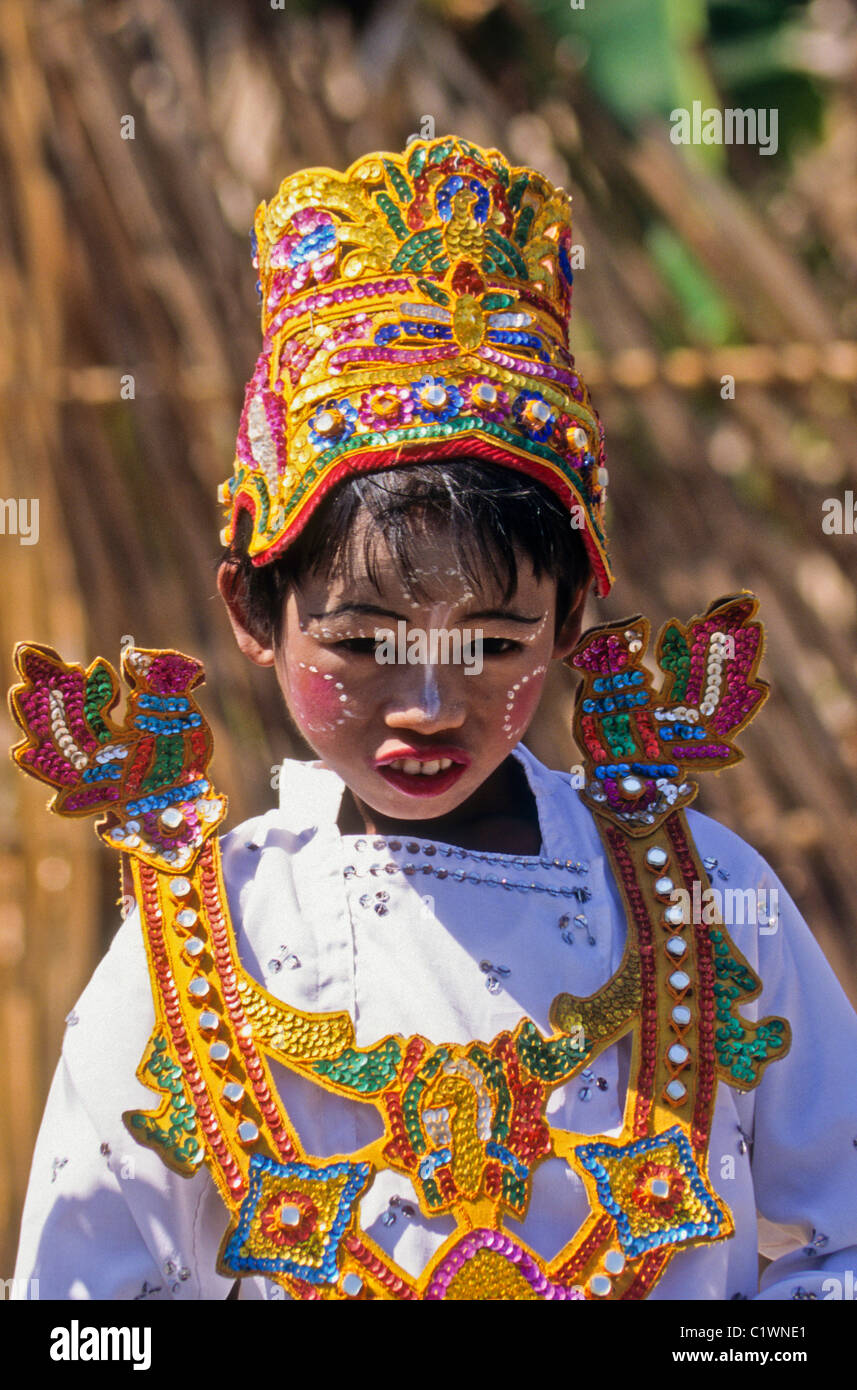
[289,661,352,734]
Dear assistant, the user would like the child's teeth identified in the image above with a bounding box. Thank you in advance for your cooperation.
[386,757,457,775]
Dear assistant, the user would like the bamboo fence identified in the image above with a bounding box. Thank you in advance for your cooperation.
[1,0,856,1276]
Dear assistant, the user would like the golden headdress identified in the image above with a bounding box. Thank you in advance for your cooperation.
[220,135,612,595]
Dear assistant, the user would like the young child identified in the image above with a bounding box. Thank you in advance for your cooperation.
[10,135,857,1302]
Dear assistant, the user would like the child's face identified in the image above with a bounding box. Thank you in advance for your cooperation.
[221,516,587,822]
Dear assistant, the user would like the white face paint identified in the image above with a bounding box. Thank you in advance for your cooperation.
[422,653,442,721]
[503,661,548,741]
[421,600,458,720]
[267,530,585,828]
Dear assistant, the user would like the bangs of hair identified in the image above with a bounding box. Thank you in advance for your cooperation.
[222,460,590,643]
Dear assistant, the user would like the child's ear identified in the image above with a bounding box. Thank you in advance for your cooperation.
[217,561,276,668]
[551,575,593,662]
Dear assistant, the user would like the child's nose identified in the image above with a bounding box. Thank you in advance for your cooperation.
[383,665,466,731]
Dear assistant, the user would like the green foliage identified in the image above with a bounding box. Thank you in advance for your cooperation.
[646,225,738,345]
[530,0,823,161]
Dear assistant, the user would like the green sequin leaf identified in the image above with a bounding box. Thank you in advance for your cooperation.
[375,191,409,241]
[84,661,116,744]
[140,734,185,792]
[469,1045,511,1142]
[516,1021,586,1082]
[513,204,536,248]
[391,228,443,271]
[459,139,486,165]
[480,292,514,310]
[507,173,529,211]
[382,158,412,208]
[660,624,691,700]
[485,228,529,280]
[416,278,450,307]
[126,1033,203,1174]
[312,1039,402,1094]
[407,144,428,179]
[429,138,455,165]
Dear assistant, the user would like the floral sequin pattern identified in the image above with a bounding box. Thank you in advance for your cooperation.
[460,376,509,421]
[411,375,463,423]
[265,208,338,299]
[358,384,415,429]
[308,399,358,449]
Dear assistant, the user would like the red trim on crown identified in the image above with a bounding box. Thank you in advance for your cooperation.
[231,437,612,596]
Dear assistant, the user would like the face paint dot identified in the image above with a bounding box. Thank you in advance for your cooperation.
[339,694,348,702]
[323,673,333,681]
[521,675,529,684]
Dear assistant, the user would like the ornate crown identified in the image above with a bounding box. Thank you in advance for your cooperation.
[220,135,612,595]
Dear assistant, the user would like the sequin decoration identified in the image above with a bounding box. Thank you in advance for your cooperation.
[425,1230,584,1300]
[126,1031,205,1174]
[221,136,611,596]
[710,925,790,1084]
[9,621,790,1302]
[9,642,227,873]
[570,594,768,836]
[222,1155,370,1283]
[575,1128,729,1258]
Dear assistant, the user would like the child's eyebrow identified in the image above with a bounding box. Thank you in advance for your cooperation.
[464,608,543,624]
[308,603,404,621]
[308,603,543,624]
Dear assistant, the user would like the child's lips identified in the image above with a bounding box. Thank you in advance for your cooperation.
[374,746,471,798]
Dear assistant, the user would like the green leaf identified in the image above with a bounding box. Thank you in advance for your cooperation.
[513,204,536,248]
[382,158,412,207]
[375,191,409,241]
[646,224,737,345]
[407,144,428,179]
[417,278,450,306]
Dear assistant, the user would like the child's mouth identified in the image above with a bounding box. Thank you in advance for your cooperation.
[375,749,470,798]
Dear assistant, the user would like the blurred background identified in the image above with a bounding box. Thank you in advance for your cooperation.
[1,0,856,1276]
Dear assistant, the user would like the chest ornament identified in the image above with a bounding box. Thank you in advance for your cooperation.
[9,593,790,1299]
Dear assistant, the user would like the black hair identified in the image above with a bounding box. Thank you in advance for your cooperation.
[221,460,590,645]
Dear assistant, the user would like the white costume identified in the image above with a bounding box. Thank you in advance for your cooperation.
[13,745,857,1300]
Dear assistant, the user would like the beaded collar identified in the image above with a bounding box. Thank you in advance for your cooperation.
[9,594,790,1300]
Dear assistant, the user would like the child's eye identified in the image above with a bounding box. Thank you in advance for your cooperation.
[477,638,522,656]
[334,637,382,654]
